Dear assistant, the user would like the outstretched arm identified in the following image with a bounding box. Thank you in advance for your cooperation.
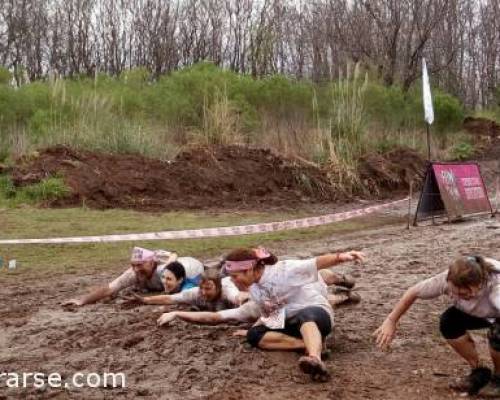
[157,311,223,326]
[373,286,419,349]
[142,294,175,305]
[316,251,366,270]
[63,286,115,307]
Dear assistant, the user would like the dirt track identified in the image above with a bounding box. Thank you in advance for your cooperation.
[1,208,500,399]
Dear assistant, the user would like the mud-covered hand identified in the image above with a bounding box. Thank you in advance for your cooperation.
[373,318,397,350]
[157,312,177,327]
[62,298,84,308]
[338,251,366,264]
[122,293,145,305]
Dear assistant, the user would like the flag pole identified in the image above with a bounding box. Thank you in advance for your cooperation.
[426,123,431,161]
[422,58,435,223]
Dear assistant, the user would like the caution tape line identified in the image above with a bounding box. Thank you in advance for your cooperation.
[0,198,408,245]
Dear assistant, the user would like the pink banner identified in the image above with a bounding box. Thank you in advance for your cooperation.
[432,163,492,218]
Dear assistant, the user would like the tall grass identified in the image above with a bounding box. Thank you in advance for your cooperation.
[0,62,468,168]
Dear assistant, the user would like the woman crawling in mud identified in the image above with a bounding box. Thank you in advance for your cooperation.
[158,247,364,382]
[126,268,248,311]
[155,261,360,325]
[63,247,204,307]
[375,255,500,397]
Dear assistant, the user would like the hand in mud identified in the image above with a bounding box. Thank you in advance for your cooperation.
[62,298,84,309]
[232,329,248,337]
[157,312,177,327]
[373,318,397,350]
[339,251,366,264]
[121,293,145,306]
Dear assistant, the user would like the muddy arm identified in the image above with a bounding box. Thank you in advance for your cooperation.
[157,311,223,326]
[374,286,419,349]
[316,251,365,270]
[142,295,175,305]
[63,286,115,307]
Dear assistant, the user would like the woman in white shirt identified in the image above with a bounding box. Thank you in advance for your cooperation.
[374,255,500,396]
[223,246,365,382]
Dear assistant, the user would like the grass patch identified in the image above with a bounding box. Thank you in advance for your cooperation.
[0,206,404,281]
[0,176,69,206]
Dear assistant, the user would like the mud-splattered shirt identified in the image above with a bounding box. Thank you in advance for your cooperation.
[169,277,241,311]
[217,301,261,322]
[249,258,334,329]
[413,258,500,319]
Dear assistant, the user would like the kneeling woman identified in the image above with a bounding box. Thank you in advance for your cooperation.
[223,247,364,381]
[374,256,500,396]
[63,247,203,307]
[130,269,247,311]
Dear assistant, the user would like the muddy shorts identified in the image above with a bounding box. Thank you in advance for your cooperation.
[247,306,332,348]
[440,306,492,339]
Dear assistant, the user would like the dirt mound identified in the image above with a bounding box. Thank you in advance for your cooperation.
[463,116,500,139]
[11,145,338,210]
[358,148,427,195]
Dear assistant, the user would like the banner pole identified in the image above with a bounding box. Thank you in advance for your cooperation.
[407,180,413,229]
[426,123,431,161]
[496,175,500,215]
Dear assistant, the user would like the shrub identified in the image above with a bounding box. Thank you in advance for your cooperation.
[449,142,474,161]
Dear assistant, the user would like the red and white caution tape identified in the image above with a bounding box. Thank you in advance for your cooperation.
[0,198,408,245]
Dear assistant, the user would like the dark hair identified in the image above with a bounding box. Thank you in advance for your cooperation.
[225,248,278,267]
[166,261,186,281]
[200,269,223,298]
[447,256,493,288]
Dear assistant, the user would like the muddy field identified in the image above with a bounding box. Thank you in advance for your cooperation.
[1,207,500,399]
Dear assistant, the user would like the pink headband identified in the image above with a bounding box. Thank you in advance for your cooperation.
[224,247,271,272]
[130,247,155,263]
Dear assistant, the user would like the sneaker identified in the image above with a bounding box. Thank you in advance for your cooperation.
[298,355,330,382]
[328,289,361,307]
[336,274,355,290]
[449,367,491,395]
[479,374,500,397]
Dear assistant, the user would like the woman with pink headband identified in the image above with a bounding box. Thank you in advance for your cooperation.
[63,247,204,307]
[220,246,365,382]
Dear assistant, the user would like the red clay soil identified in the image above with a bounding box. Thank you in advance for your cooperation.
[11,145,338,211]
[10,145,426,211]
[358,148,427,195]
[463,116,500,139]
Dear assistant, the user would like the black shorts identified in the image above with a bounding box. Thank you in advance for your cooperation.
[247,306,332,348]
[440,306,492,340]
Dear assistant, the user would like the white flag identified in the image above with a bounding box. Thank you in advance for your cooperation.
[422,58,434,125]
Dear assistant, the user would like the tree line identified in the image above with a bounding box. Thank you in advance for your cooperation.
[0,0,498,108]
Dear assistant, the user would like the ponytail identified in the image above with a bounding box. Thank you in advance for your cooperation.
[447,255,493,288]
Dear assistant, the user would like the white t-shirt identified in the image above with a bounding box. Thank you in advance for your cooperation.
[176,257,204,279]
[169,277,241,311]
[217,301,261,322]
[414,258,500,319]
[249,258,334,329]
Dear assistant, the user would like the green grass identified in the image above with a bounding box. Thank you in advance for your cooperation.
[0,206,404,281]
[0,176,70,206]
